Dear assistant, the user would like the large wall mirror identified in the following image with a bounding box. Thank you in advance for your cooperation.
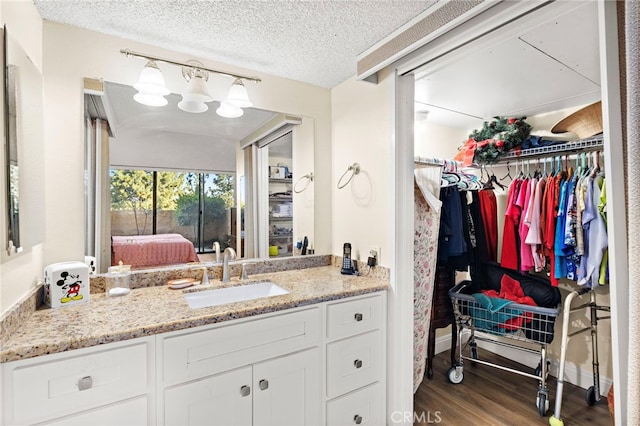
[2,26,45,260]
[84,80,315,273]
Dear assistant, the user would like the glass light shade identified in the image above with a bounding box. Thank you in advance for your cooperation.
[178,75,212,113]
[133,92,168,107]
[183,75,213,102]
[225,78,252,108]
[133,60,170,96]
[216,101,244,118]
[178,98,208,113]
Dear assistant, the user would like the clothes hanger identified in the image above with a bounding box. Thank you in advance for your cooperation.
[499,161,513,182]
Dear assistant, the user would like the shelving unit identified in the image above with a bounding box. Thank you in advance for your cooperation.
[499,135,604,161]
[269,178,293,257]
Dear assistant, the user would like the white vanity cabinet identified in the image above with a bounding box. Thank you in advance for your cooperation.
[1,337,156,425]
[324,294,386,425]
[157,307,321,426]
[2,290,386,426]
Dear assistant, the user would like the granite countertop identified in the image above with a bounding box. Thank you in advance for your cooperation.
[0,265,389,363]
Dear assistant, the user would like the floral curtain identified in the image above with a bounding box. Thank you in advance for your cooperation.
[413,166,443,392]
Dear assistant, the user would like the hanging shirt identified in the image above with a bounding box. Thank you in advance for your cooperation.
[578,173,608,288]
[554,175,569,279]
[598,178,609,285]
[437,186,467,264]
[562,175,579,280]
[518,178,535,272]
[541,174,558,286]
[501,179,522,270]
[575,173,589,256]
[525,177,546,272]
[479,189,498,262]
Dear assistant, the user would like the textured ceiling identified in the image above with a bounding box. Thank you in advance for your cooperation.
[34,0,437,88]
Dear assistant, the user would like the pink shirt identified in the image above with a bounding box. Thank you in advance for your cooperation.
[518,179,535,272]
[525,177,546,271]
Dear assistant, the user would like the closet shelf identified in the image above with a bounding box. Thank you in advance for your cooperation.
[414,135,603,169]
[498,135,604,162]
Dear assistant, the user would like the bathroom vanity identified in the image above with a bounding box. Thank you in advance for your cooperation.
[1,264,388,425]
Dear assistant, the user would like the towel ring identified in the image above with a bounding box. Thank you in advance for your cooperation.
[294,173,314,193]
[337,163,360,189]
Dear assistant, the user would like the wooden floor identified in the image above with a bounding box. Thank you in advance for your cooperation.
[414,350,611,426]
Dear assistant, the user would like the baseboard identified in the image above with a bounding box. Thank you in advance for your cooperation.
[434,331,612,396]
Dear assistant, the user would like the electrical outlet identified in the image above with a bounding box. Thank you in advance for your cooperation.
[370,246,381,265]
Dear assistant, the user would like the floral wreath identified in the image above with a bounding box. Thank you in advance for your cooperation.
[454,117,532,166]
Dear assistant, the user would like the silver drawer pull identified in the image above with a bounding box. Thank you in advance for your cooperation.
[354,359,363,369]
[353,414,363,424]
[259,379,269,390]
[240,385,251,397]
[354,313,363,322]
[77,376,93,391]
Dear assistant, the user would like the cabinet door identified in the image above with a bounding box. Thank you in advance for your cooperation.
[252,348,320,426]
[163,366,252,426]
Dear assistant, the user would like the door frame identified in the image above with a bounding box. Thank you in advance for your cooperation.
[390,1,628,424]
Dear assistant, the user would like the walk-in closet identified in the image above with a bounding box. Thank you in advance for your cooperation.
[407,1,624,425]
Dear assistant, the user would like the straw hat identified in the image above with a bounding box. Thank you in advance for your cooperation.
[551,101,603,139]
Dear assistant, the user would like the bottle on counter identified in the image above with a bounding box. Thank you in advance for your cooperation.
[106,261,131,297]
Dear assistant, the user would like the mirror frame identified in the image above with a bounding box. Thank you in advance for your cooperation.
[84,80,314,272]
[3,25,23,256]
[2,25,45,260]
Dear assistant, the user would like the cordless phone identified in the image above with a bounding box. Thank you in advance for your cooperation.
[341,243,356,275]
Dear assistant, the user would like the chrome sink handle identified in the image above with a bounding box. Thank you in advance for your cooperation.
[213,241,221,263]
[240,261,256,280]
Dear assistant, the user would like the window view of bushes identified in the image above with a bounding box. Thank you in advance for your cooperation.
[110,169,235,252]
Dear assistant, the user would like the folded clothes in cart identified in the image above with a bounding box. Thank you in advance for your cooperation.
[473,262,561,308]
[462,262,562,343]
[470,273,537,333]
[469,293,522,333]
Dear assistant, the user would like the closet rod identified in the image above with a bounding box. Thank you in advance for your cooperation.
[414,156,445,166]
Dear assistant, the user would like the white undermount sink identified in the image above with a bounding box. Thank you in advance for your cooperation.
[184,281,289,309]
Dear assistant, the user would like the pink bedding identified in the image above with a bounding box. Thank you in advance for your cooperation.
[111,234,198,267]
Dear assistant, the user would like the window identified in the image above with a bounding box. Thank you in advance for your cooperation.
[109,169,235,253]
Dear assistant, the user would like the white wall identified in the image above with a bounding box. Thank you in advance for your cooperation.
[331,71,393,266]
[0,0,45,313]
[110,128,237,174]
[415,120,467,160]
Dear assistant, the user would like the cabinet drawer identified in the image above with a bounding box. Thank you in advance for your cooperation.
[42,396,149,426]
[161,307,320,385]
[326,295,382,340]
[326,330,382,398]
[4,340,150,425]
[326,382,383,426]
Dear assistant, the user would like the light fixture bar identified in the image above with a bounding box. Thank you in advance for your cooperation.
[120,48,262,83]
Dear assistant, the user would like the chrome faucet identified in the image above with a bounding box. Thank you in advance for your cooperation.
[213,241,221,263]
[222,247,237,283]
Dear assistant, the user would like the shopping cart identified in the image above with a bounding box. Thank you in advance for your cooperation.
[448,281,561,416]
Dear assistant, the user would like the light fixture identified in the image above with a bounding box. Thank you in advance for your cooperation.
[133,60,170,107]
[178,62,213,113]
[216,101,244,118]
[415,109,430,122]
[224,78,253,108]
[121,49,261,116]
